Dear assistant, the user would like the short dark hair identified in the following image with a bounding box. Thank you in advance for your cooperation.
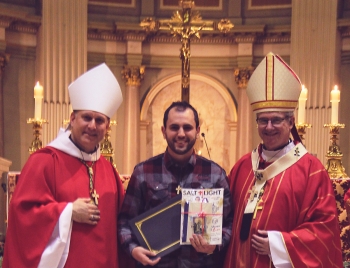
[163,101,199,128]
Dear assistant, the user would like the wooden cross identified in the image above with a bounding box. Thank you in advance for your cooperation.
[248,185,258,201]
[140,0,233,103]
[253,199,263,220]
[176,185,182,194]
[91,189,99,206]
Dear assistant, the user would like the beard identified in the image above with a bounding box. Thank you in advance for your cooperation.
[166,136,197,155]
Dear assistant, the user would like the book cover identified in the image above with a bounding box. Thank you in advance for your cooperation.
[180,188,224,245]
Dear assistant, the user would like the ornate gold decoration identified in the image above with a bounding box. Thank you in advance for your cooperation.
[234,67,255,89]
[121,65,145,86]
[140,0,233,102]
[217,19,234,34]
[27,118,48,154]
[295,123,312,144]
[140,17,159,32]
[324,123,348,178]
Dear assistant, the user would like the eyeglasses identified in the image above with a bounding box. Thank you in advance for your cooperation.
[256,117,288,126]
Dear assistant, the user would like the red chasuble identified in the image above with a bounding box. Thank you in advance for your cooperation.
[3,147,125,268]
[224,150,343,268]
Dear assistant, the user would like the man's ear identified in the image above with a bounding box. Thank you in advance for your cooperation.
[161,126,166,138]
[70,111,76,125]
[196,127,200,137]
[289,116,295,128]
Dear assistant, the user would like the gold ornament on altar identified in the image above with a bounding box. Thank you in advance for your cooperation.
[28,81,48,154]
[100,120,117,166]
[324,85,347,178]
[27,118,48,154]
[295,123,311,144]
[324,123,347,178]
[99,120,130,191]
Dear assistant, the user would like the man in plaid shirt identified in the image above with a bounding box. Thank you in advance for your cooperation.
[118,101,233,268]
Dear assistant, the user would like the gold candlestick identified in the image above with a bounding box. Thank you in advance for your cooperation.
[27,118,48,154]
[324,123,347,178]
[295,123,312,144]
[100,120,117,165]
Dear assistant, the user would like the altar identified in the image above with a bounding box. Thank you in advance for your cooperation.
[332,178,350,260]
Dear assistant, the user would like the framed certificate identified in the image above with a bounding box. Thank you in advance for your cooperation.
[129,195,182,258]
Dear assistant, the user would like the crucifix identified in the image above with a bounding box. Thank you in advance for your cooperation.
[140,1,233,103]
[91,189,99,206]
[253,199,263,220]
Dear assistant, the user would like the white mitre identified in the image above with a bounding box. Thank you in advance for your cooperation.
[68,63,123,118]
[246,52,302,113]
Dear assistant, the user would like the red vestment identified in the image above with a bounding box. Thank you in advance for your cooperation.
[3,147,126,268]
[224,149,343,268]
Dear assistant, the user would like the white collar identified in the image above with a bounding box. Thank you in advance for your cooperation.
[261,141,295,162]
[48,130,100,161]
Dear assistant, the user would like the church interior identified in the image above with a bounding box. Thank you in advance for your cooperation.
[1,0,350,262]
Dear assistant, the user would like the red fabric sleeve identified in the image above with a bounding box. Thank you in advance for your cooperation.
[3,149,68,268]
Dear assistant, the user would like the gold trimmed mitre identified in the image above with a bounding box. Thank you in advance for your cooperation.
[247,52,302,113]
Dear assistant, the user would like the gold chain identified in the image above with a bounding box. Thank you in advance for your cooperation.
[79,150,98,206]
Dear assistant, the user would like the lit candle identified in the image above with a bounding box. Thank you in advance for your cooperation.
[297,85,308,124]
[330,85,340,124]
[34,81,43,119]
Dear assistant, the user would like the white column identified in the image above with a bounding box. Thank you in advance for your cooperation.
[290,0,338,163]
[39,0,87,145]
[0,157,12,234]
[234,67,254,159]
[227,121,237,173]
[121,66,144,174]
[140,120,150,163]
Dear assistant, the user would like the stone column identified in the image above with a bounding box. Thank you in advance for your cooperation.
[0,17,10,157]
[234,67,255,159]
[39,0,87,145]
[0,157,11,236]
[0,53,9,157]
[227,121,238,173]
[290,0,338,162]
[121,66,145,174]
[140,120,150,163]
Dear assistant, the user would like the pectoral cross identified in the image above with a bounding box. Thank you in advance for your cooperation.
[253,199,263,220]
[248,185,258,201]
[91,189,99,206]
[176,185,182,194]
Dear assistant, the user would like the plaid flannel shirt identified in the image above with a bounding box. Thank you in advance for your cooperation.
[118,150,233,268]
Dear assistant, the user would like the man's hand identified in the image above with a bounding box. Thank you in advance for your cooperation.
[251,230,270,255]
[190,234,216,254]
[72,198,100,225]
[131,246,160,266]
